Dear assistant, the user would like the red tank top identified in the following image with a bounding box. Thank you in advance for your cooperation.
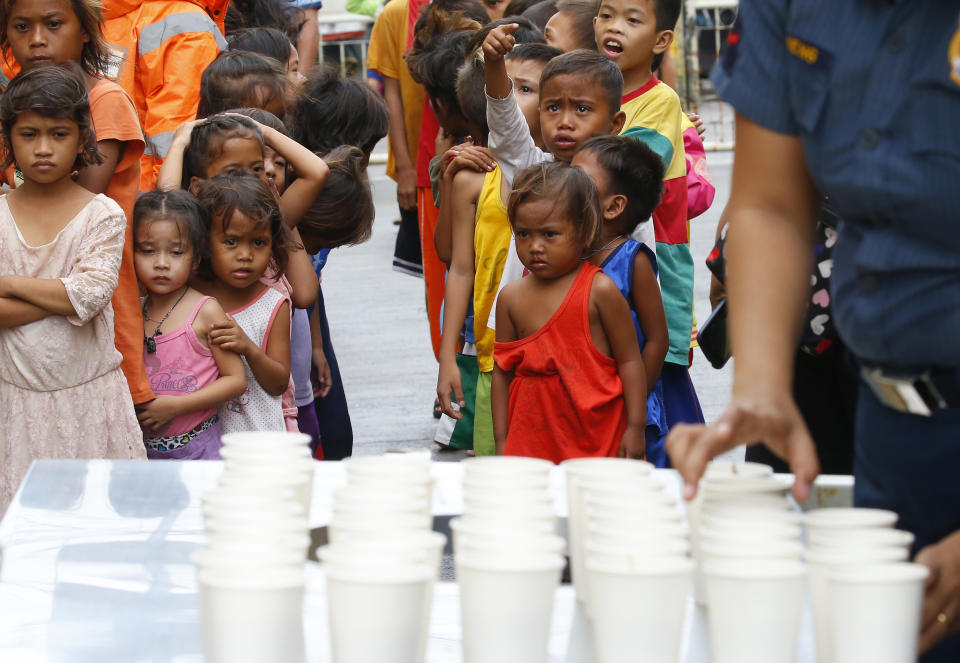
[494,264,626,462]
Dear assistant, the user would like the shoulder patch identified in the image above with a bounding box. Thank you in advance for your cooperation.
[785,34,833,74]
[949,14,960,86]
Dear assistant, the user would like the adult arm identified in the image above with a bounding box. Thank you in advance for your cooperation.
[297,9,319,75]
[665,113,821,501]
[382,76,417,210]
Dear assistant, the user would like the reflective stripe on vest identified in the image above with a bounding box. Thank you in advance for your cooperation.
[139,12,228,57]
[144,130,176,158]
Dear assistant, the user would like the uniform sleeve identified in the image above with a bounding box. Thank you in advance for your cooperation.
[710,0,798,136]
[367,1,404,79]
[61,203,126,325]
[485,85,551,187]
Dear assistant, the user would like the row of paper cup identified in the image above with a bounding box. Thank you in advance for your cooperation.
[452,456,564,663]
[319,452,444,663]
[195,432,316,663]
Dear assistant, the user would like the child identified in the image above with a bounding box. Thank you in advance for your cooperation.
[571,135,671,464]
[594,0,705,429]
[133,190,247,458]
[0,66,145,511]
[197,51,290,119]
[492,162,646,461]
[544,0,598,52]
[194,172,297,433]
[0,0,152,409]
[227,27,305,90]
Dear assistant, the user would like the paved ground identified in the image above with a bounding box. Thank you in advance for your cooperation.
[320,148,737,460]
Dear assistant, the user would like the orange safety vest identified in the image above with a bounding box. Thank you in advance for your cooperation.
[103,0,229,190]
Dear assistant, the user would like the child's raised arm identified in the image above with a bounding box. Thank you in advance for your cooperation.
[209,300,291,396]
[156,120,202,191]
[284,229,321,309]
[631,253,668,387]
[482,24,518,100]
[254,123,330,226]
[593,275,648,459]
[137,298,248,432]
[492,287,519,456]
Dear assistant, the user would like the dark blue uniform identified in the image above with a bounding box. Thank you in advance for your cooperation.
[713,3,960,660]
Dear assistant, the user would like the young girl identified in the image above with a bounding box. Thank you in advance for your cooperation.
[194,172,297,434]
[492,162,647,462]
[0,66,144,511]
[133,190,247,459]
[0,0,152,408]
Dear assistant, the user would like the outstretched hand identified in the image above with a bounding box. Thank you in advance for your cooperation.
[442,143,496,178]
[665,390,820,502]
[916,530,960,655]
[482,23,519,61]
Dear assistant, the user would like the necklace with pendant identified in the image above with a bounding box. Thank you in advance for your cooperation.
[587,234,626,260]
[142,286,188,353]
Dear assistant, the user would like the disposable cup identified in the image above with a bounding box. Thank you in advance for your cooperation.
[463,455,553,478]
[703,460,774,479]
[325,563,434,663]
[204,513,308,539]
[220,431,311,449]
[218,464,314,515]
[803,507,898,532]
[201,487,299,515]
[700,476,792,498]
[203,500,304,528]
[807,527,914,551]
[703,559,806,663]
[457,551,563,663]
[451,515,558,543]
[333,497,432,528]
[202,532,310,558]
[585,538,690,561]
[584,502,683,525]
[827,563,929,663]
[462,475,550,495]
[198,565,305,663]
[462,500,557,524]
[193,548,305,572]
[583,490,678,512]
[806,546,911,663]
[700,539,804,564]
[586,519,689,542]
[205,527,311,555]
[454,528,566,557]
[345,455,432,479]
[701,503,802,525]
[328,512,430,542]
[219,445,311,463]
[321,531,447,573]
[698,522,802,544]
[586,556,694,663]
[562,457,654,479]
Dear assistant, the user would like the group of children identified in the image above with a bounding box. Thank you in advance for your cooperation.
[384,0,715,464]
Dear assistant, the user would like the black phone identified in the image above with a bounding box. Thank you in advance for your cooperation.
[698,299,731,369]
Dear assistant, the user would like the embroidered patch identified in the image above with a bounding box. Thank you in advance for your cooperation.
[785,34,834,73]
[949,14,960,86]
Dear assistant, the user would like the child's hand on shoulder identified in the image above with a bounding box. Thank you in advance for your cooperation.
[209,314,254,356]
[171,118,206,148]
[136,396,183,432]
[442,143,496,179]
[482,23,519,61]
[618,425,646,460]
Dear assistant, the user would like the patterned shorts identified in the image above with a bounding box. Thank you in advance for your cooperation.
[145,415,219,452]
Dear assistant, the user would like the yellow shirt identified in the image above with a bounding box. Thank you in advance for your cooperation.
[473,166,511,373]
[366,0,424,181]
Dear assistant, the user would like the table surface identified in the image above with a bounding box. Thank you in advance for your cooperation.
[0,460,844,662]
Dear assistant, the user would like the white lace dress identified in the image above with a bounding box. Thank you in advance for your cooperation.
[0,194,145,513]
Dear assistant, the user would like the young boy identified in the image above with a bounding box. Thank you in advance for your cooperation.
[594,0,706,429]
[436,43,562,456]
[571,135,672,464]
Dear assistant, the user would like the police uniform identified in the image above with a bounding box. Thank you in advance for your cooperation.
[713,3,960,660]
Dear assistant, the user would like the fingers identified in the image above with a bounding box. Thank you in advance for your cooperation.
[786,426,820,503]
[482,24,518,59]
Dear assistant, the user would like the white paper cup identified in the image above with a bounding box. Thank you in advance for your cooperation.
[583,489,678,512]
[205,527,311,555]
[345,455,432,480]
[703,559,806,663]
[700,509,802,531]
[457,551,563,663]
[220,431,311,449]
[451,515,558,545]
[218,464,314,515]
[463,455,553,478]
[700,539,804,565]
[585,538,690,561]
[586,556,694,663]
[203,500,304,529]
[193,548,305,573]
[325,563,434,663]
[806,546,911,663]
[586,519,689,543]
[803,507,898,532]
[704,460,774,479]
[700,476,792,498]
[455,528,566,557]
[328,512,430,542]
[698,522,802,545]
[807,527,914,551]
[321,531,447,574]
[827,562,929,663]
[219,445,311,463]
[202,533,310,559]
[204,513,308,539]
[333,495,432,528]
[198,565,305,663]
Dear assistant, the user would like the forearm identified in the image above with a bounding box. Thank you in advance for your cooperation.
[0,296,49,328]
[169,375,248,416]
[619,357,648,431]
[243,345,290,396]
[155,136,189,190]
[263,126,329,191]
[640,341,667,389]
[484,57,510,100]
[285,232,321,308]
[434,174,454,264]
[1,276,76,316]
[383,78,414,171]
[76,140,123,194]
[439,269,473,364]
[491,365,511,454]
[309,300,324,356]
[298,10,319,75]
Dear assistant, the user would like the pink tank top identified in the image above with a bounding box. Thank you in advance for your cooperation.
[143,296,220,436]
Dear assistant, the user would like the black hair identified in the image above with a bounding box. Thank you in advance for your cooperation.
[502,0,543,19]
[455,55,488,143]
[521,0,558,31]
[133,189,209,262]
[650,0,681,71]
[0,64,101,170]
[508,161,601,249]
[231,108,288,135]
[224,0,303,43]
[182,114,264,189]
[409,30,475,128]
[298,146,375,252]
[540,49,623,114]
[227,27,294,66]
[194,171,296,279]
[291,66,389,160]
[553,0,600,50]
[198,51,289,119]
[575,135,664,233]
[409,0,488,57]
[508,42,563,65]
[467,16,544,53]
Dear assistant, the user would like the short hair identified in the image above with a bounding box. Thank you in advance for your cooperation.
[409,0,488,58]
[467,16,545,53]
[408,30,474,120]
[575,135,664,233]
[182,114,264,189]
[502,0,542,18]
[554,0,600,50]
[194,171,296,279]
[540,49,623,115]
[521,0,558,31]
[0,0,113,77]
[0,64,101,170]
[291,65,389,160]
[456,54,488,143]
[298,146,375,250]
[133,189,209,262]
[507,42,563,65]
[198,51,289,119]
[227,27,294,65]
[508,161,601,249]
[224,0,303,42]
[654,0,681,30]
[232,107,287,135]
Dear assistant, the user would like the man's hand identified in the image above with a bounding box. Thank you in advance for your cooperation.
[397,165,417,210]
[311,348,333,399]
[437,358,466,420]
[916,530,960,655]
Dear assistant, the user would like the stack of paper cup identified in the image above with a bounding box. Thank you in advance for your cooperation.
[320,452,444,663]
[571,461,693,663]
[802,507,914,663]
[196,432,314,663]
[454,456,563,663]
